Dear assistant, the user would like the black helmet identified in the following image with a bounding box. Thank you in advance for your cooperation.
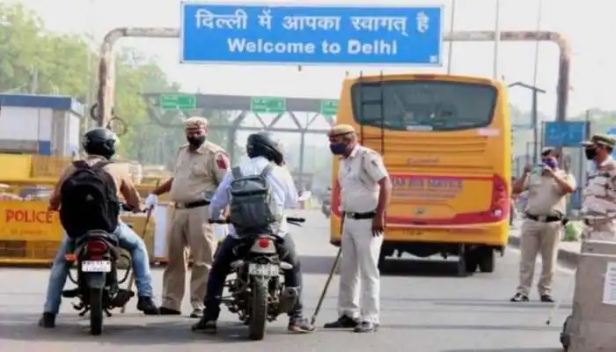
[246,131,284,165]
[82,127,118,159]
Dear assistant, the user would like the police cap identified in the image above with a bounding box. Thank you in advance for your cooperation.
[582,134,616,148]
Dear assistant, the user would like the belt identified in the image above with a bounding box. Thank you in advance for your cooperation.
[175,200,210,209]
[344,211,376,220]
[525,213,562,223]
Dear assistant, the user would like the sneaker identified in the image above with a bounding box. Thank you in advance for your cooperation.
[323,315,359,329]
[353,321,378,333]
[540,294,555,303]
[38,312,55,328]
[288,316,315,333]
[137,296,160,315]
[190,308,203,318]
[191,317,217,334]
[510,293,529,302]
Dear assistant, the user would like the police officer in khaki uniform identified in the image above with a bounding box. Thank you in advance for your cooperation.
[146,116,230,317]
[323,124,392,333]
[581,134,616,241]
[510,150,576,303]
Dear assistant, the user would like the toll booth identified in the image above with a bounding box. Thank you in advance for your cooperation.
[0,94,84,156]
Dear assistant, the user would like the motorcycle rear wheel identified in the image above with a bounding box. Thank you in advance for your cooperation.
[89,288,104,335]
[248,278,268,341]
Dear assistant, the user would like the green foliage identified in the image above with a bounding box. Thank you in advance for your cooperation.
[0,2,238,168]
[564,221,583,242]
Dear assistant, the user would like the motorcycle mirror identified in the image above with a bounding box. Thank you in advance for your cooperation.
[298,191,312,202]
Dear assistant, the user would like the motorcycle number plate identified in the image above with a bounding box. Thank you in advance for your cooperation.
[81,260,111,273]
[248,263,278,276]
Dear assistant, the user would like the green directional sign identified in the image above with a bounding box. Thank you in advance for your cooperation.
[159,94,197,111]
[320,100,339,116]
[251,97,286,113]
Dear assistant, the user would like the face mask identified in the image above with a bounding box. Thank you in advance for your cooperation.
[329,143,347,155]
[585,148,597,160]
[187,135,206,148]
[542,158,558,169]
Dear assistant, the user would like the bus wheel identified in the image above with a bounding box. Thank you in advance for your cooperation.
[463,250,479,274]
[478,248,495,273]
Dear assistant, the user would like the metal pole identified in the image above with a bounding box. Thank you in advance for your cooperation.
[532,89,539,164]
[446,0,456,74]
[532,0,544,89]
[492,0,501,79]
[86,0,95,131]
[96,29,572,128]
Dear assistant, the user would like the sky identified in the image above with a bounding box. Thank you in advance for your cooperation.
[6,0,616,142]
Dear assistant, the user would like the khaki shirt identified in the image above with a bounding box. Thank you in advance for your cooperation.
[523,169,576,216]
[49,156,141,211]
[338,145,388,213]
[169,141,230,203]
[582,157,616,220]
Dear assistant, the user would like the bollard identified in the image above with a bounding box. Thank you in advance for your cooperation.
[568,240,616,351]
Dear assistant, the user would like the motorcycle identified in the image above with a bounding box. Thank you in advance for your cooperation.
[209,216,306,341]
[61,204,139,335]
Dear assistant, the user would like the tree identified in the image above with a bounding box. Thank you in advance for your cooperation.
[0,2,244,169]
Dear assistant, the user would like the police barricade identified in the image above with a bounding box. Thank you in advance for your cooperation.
[148,202,230,266]
[134,184,170,265]
[0,182,160,266]
[0,183,63,266]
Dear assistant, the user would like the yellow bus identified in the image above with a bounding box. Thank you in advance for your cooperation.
[330,73,511,275]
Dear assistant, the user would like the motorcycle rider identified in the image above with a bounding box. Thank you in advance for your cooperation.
[39,128,159,328]
[191,131,315,334]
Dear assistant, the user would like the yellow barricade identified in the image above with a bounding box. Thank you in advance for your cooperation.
[0,176,169,266]
[0,200,63,265]
[30,156,72,179]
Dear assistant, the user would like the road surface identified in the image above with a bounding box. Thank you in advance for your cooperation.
[0,210,571,352]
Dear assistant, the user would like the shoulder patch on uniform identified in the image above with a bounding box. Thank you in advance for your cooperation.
[215,152,229,170]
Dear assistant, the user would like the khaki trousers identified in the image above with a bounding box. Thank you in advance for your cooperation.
[161,206,217,311]
[516,219,562,296]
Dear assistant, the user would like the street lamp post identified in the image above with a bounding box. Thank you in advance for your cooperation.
[508,81,546,164]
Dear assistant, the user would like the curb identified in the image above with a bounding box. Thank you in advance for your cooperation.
[508,234,579,268]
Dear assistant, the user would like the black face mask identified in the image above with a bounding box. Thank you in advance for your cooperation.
[187,135,206,148]
[585,147,597,160]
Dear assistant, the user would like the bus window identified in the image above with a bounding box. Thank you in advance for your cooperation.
[351,81,498,132]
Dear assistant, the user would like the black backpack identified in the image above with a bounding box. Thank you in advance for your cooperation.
[59,160,120,238]
[228,164,279,235]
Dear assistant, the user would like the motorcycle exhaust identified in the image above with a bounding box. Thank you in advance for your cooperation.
[279,286,299,313]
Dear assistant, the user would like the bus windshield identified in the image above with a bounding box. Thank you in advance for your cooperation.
[351,80,498,132]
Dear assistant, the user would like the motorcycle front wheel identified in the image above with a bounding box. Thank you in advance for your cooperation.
[89,287,104,335]
[248,278,268,341]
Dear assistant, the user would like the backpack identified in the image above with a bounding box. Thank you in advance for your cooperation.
[228,164,279,235]
[59,160,120,238]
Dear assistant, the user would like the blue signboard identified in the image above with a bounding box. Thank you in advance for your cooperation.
[180,2,443,65]
[543,121,587,147]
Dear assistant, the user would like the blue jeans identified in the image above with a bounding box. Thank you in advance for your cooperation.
[43,221,153,314]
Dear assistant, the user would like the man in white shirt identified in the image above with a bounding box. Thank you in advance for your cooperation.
[191,132,315,334]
